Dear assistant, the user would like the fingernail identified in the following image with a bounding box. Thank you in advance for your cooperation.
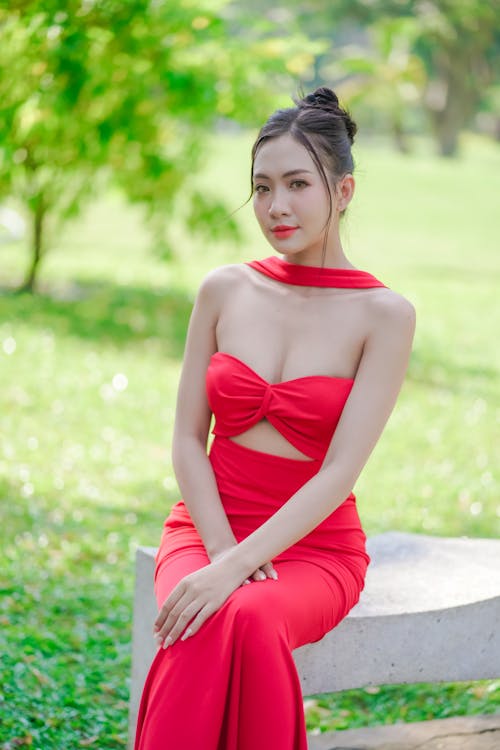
[180,628,192,642]
[162,636,172,649]
[270,570,278,580]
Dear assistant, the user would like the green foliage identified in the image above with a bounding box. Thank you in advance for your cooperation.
[2,0,498,292]
[244,1,500,154]
[412,0,500,154]
[325,16,426,152]
[0,1,317,290]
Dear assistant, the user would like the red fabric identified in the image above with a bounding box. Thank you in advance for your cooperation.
[134,258,385,749]
[135,438,370,750]
[206,352,354,460]
[246,255,386,289]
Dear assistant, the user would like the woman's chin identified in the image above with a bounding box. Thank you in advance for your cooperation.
[275,247,310,260]
[272,248,298,260]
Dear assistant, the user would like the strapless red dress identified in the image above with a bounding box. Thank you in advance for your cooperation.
[134,256,386,750]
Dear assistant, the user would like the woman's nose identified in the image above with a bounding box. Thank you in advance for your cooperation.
[268,190,290,217]
[269,201,290,218]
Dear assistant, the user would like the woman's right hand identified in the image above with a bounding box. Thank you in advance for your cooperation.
[210,548,278,585]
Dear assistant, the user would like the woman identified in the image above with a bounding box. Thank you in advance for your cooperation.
[135,87,416,749]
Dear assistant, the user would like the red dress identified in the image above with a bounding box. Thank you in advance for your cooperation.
[134,256,386,750]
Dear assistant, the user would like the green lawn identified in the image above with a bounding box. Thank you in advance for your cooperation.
[1,132,499,748]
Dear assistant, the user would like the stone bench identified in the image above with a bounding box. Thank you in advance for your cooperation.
[128,531,500,748]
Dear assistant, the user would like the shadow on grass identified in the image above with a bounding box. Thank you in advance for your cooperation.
[0,279,194,359]
[1,276,497,395]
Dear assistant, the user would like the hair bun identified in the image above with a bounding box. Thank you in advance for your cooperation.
[301,87,339,111]
[343,113,357,144]
[299,86,357,144]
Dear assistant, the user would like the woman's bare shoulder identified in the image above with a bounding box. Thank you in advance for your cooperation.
[365,286,416,338]
[197,262,250,305]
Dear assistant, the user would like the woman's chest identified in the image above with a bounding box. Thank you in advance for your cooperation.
[215,284,372,382]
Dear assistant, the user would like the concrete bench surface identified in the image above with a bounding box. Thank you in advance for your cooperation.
[129,531,500,746]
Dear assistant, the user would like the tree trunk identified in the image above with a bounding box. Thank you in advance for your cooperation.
[427,48,482,158]
[18,198,45,293]
[435,114,461,158]
[393,118,411,154]
[433,78,464,157]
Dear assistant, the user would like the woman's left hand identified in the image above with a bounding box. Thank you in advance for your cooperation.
[153,555,247,649]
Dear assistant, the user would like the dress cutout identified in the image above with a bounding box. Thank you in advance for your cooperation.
[134,256,386,750]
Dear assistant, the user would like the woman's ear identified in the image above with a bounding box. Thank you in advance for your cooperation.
[335,174,355,212]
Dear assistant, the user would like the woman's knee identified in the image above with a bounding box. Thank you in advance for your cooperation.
[225,582,288,642]
[154,550,208,608]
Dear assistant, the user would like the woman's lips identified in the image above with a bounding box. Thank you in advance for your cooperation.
[271,226,299,239]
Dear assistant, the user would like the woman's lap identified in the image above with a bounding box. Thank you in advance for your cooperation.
[154,546,361,650]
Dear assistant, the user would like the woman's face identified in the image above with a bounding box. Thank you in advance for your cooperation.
[252,134,345,262]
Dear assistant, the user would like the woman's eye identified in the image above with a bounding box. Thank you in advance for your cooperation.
[290,180,308,189]
[253,184,269,194]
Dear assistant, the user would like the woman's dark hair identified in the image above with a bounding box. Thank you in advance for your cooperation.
[250,87,357,263]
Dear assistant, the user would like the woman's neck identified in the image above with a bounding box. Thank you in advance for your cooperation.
[277,248,355,270]
[276,230,355,268]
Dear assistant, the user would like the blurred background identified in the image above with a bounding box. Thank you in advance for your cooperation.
[0,1,499,747]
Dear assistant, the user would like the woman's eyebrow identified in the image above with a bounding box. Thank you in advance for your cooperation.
[253,169,313,180]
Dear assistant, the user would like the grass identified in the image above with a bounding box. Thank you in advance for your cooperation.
[1,131,499,748]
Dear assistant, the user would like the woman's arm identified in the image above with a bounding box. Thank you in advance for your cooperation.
[154,291,416,646]
[170,266,276,581]
[170,267,238,559]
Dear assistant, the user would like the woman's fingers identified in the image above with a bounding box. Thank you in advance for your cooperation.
[153,564,236,646]
[248,563,278,582]
[251,568,267,581]
[152,558,277,649]
[179,602,215,640]
[155,594,197,645]
[153,578,190,633]
[260,562,278,580]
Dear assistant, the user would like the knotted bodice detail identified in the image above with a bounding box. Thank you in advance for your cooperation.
[206,352,354,461]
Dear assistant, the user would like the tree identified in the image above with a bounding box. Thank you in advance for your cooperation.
[413,0,500,156]
[0,1,317,291]
[250,1,499,156]
[324,16,426,153]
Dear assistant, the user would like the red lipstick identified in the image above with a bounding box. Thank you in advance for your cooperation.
[271,225,299,239]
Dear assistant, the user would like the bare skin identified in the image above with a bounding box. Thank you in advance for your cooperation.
[154,133,416,648]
